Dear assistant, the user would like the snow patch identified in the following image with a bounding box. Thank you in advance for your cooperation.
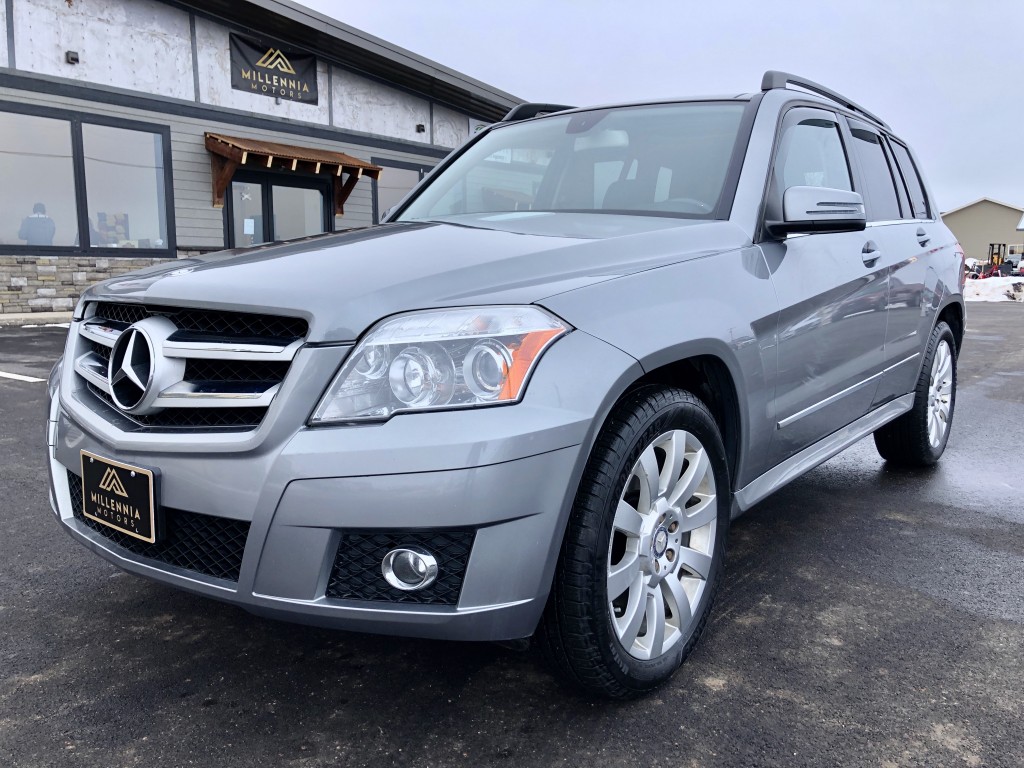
[963,277,1024,302]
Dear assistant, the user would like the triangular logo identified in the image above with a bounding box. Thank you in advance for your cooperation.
[99,467,129,498]
[255,48,297,74]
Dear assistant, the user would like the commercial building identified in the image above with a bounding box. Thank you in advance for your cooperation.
[0,0,520,314]
[941,197,1024,265]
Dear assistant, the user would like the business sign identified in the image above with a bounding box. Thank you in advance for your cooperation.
[229,34,318,104]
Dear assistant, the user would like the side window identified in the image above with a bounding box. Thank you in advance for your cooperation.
[848,124,901,221]
[777,117,852,191]
[889,141,930,219]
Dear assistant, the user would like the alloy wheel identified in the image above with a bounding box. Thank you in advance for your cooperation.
[607,429,718,660]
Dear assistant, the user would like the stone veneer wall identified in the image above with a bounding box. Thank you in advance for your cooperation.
[0,254,195,314]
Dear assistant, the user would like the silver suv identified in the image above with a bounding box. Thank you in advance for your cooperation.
[46,72,965,698]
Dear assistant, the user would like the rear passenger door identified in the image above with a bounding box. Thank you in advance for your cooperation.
[761,107,889,465]
[844,120,936,404]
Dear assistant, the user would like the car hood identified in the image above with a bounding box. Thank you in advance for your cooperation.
[87,212,750,342]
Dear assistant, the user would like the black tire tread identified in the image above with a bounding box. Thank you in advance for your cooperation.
[537,386,727,699]
[874,321,957,467]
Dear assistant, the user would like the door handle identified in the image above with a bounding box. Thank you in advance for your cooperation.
[862,240,881,266]
[916,227,930,247]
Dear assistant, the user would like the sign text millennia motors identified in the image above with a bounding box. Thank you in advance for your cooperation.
[229,34,318,104]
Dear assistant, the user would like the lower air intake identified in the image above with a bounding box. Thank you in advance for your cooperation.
[326,530,475,605]
[68,470,249,582]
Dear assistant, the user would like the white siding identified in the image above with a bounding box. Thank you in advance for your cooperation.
[12,0,195,101]
[331,66,430,144]
[194,16,330,126]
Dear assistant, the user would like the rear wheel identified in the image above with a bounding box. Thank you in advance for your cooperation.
[874,321,957,466]
[538,386,730,698]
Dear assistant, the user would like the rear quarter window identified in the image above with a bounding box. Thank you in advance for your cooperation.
[889,140,931,219]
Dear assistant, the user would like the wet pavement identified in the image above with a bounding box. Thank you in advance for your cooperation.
[1,304,1021,767]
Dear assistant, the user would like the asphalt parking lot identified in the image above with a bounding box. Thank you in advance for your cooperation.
[1,304,1022,768]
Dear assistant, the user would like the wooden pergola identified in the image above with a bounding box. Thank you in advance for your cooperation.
[204,132,382,216]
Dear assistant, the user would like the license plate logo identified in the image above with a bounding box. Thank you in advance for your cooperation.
[80,451,158,543]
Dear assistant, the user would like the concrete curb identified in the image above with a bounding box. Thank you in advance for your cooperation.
[0,312,73,327]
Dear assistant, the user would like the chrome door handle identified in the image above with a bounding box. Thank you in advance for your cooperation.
[862,240,881,266]
[916,227,930,247]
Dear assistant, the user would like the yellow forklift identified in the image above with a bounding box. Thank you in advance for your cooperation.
[987,243,1009,276]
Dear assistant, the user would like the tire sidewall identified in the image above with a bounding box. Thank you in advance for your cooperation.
[584,388,731,692]
[918,322,958,462]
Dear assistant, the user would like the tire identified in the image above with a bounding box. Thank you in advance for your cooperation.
[873,321,957,466]
[537,386,730,699]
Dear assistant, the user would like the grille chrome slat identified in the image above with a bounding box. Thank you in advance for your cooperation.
[155,382,281,407]
[75,301,308,431]
[162,338,302,361]
[80,319,126,347]
[74,352,114,394]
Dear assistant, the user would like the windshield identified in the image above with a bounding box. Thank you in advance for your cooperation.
[398,102,746,222]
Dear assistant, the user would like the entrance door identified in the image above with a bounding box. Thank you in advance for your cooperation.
[227,172,330,247]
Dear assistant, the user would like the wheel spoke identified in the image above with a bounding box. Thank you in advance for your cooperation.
[677,493,717,531]
[644,586,666,658]
[676,545,713,580]
[663,573,693,629]
[613,499,644,537]
[636,446,661,512]
[668,448,709,507]
[617,586,646,649]
[607,553,641,600]
[660,431,688,496]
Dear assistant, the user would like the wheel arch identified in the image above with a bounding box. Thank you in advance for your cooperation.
[935,297,965,353]
[622,352,744,493]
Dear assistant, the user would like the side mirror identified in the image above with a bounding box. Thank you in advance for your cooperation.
[767,186,866,237]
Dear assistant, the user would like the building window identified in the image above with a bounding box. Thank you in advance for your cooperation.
[83,124,169,248]
[0,102,174,255]
[372,160,434,223]
[0,112,79,247]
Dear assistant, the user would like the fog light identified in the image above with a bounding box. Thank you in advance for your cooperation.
[382,548,438,591]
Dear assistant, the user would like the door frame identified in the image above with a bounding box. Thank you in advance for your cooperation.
[224,169,334,248]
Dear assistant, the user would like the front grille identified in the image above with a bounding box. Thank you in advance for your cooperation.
[68,470,249,582]
[92,302,308,342]
[326,530,475,605]
[183,359,289,385]
[75,301,308,432]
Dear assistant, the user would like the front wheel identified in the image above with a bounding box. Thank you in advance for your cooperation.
[538,386,730,698]
[874,321,957,466]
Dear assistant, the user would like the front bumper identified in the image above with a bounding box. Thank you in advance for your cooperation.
[46,329,641,641]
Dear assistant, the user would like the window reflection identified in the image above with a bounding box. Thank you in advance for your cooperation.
[83,124,168,248]
[0,112,79,247]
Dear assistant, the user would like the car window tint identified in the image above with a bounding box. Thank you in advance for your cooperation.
[778,118,851,191]
[889,141,930,219]
[849,126,901,221]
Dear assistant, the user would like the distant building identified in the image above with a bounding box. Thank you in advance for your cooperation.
[941,198,1024,264]
[0,0,520,314]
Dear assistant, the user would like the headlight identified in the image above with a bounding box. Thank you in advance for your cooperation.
[310,306,569,424]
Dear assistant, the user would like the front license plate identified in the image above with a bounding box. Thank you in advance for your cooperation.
[79,451,158,544]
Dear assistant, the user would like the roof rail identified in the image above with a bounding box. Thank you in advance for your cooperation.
[761,71,891,131]
[501,103,575,122]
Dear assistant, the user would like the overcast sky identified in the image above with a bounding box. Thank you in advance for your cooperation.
[296,0,1022,213]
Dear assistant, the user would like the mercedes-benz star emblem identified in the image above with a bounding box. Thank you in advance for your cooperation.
[653,526,669,558]
[108,326,154,411]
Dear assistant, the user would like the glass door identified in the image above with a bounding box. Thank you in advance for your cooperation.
[227,173,330,247]
[271,185,325,240]
[230,181,266,247]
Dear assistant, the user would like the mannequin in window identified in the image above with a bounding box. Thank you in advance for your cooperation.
[18,203,56,246]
